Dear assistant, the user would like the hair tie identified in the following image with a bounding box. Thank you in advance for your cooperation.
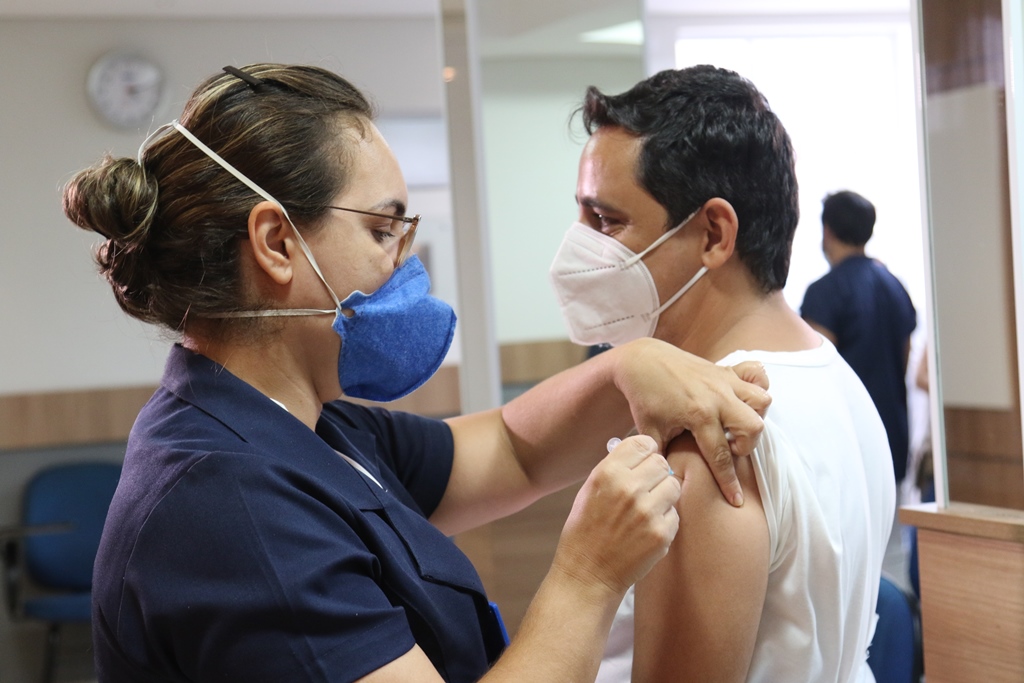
[222,65,265,91]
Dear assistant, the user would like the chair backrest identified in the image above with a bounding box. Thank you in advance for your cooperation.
[22,462,122,591]
[867,574,922,683]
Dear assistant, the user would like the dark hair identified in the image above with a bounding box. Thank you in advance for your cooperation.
[579,65,799,292]
[62,63,375,334]
[821,190,875,246]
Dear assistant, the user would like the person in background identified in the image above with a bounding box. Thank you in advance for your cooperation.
[549,65,895,682]
[801,190,917,484]
[63,63,770,683]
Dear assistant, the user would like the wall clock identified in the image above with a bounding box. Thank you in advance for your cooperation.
[86,51,164,129]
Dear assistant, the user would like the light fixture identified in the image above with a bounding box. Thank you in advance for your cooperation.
[579,20,644,46]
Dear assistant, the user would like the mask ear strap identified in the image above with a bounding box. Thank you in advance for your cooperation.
[169,120,342,309]
[137,122,175,166]
[622,207,701,268]
[651,266,708,318]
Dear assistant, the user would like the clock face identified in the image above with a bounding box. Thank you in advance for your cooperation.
[87,52,164,129]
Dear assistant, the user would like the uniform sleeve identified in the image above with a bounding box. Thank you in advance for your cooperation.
[902,288,917,338]
[800,277,841,334]
[117,453,416,683]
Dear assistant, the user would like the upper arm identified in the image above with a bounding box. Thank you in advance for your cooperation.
[355,645,445,683]
[801,282,839,344]
[632,434,770,683]
[430,409,538,536]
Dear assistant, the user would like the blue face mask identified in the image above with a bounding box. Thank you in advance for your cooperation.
[335,254,456,401]
[146,120,457,402]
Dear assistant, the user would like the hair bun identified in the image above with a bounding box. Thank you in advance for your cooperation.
[62,155,158,244]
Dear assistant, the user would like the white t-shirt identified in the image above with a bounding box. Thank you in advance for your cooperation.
[598,338,895,683]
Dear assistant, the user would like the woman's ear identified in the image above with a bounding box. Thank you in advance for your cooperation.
[699,198,739,270]
[246,201,296,285]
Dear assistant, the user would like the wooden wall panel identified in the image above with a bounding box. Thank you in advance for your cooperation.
[500,339,588,385]
[944,407,1024,510]
[0,340,585,451]
[0,385,158,451]
[0,366,462,451]
[922,0,1005,94]
[459,484,582,635]
[946,455,1024,510]
[943,407,1022,457]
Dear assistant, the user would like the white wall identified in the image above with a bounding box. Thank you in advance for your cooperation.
[0,17,447,397]
[927,85,1015,409]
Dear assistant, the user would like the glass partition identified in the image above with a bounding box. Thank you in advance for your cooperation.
[476,0,645,376]
[915,0,1024,509]
[454,0,645,635]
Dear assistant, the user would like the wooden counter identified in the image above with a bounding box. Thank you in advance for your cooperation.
[900,502,1024,682]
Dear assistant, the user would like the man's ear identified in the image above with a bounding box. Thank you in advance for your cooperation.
[699,198,739,269]
[246,201,296,285]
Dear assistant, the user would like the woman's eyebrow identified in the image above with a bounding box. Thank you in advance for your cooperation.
[369,199,408,216]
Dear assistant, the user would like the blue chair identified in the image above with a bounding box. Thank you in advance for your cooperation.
[2,461,121,683]
[868,574,923,683]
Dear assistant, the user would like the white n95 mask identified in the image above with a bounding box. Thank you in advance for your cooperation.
[548,212,706,347]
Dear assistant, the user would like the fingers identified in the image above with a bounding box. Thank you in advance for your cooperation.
[731,360,770,391]
[724,362,770,459]
[609,340,770,510]
[608,434,659,468]
[612,438,680,540]
[609,435,677,485]
[729,362,772,417]
[689,422,744,507]
[623,445,681,570]
[565,436,681,591]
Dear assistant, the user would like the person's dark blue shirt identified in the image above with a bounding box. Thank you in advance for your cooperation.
[92,344,505,682]
[801,256,917,481]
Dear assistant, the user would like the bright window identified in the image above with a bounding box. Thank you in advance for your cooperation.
[668,22,925,314]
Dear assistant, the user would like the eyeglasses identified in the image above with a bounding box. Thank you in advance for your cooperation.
[328,206,421,267]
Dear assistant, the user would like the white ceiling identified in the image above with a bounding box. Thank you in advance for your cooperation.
[0,0,909,20]
[0,0,438,18]
[0,0,908,58]
[646,0,908,14]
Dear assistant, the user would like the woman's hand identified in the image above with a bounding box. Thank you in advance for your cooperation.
[611,338,770,507]
[551,435,681,596]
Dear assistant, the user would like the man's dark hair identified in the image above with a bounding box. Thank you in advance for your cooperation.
[821,190,875,246]
[579,65,799,293]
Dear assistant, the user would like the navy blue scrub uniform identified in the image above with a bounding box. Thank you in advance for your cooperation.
[92,345,506,682]
[801,255,917,481]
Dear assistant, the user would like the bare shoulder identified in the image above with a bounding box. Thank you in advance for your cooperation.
[632,432,770,683]
[666,432,764,516]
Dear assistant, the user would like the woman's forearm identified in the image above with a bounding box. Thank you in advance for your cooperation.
[482,564,623,683]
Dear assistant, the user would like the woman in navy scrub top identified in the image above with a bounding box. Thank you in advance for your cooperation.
[62,64,769,683]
